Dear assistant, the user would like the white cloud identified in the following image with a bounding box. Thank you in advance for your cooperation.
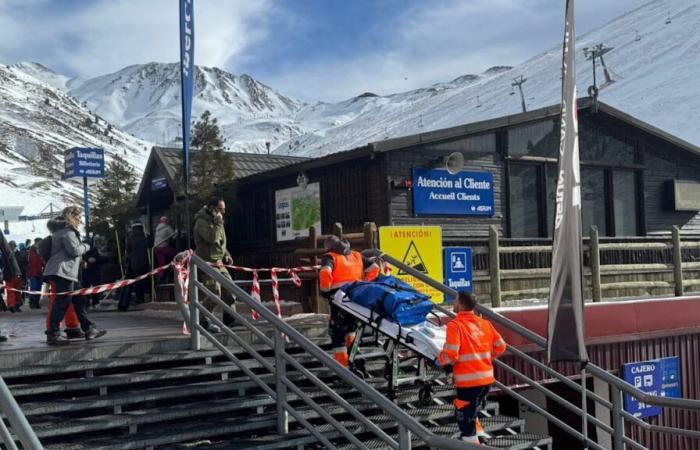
[262,0,646,102]
[0,0,647,102]
[0,0,272,77]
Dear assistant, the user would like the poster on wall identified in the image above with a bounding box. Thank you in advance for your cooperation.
[275,183,321,242]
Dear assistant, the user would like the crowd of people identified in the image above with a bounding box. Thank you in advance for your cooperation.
[0,207,179,345]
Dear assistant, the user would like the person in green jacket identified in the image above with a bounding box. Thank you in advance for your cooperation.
[193,197,236,333]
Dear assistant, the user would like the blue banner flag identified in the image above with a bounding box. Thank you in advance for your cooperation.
[179,0,194,185]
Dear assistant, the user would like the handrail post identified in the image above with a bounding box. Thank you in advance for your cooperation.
[189,263,201,351]
[590,226,602,302]
[611,384,625,450]
[0,377,43,450]
[274,329,289,434]
[489,225,502,307]
[309,225,327,314]
[398,424,412,449]
[672,226,684,296]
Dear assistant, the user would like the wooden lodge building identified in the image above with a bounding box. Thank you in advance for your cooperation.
[136,98,700,270]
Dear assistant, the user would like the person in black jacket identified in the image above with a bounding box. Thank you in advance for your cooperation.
[1,237,23,313]
[121,223,151,310]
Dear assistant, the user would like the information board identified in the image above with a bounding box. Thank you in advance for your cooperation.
[412,168,494,216]
[275,183,321,242]
[64,147,105,178]
[622,356,681,419]
[444,247,473,302]
[379,226,444,303]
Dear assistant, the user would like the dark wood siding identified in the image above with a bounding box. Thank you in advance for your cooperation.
[384,134,506,238]
[230,155,384,260]
[642,137,700,233]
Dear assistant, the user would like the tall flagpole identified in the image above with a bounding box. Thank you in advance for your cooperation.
[549,0,590,447]
[179,0,195,248]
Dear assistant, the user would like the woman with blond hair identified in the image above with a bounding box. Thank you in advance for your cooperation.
[43,206,106,345]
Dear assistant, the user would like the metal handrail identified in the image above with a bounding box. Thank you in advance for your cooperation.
[378,251,700,447]
[184,252,489,450]
[0,376,43,450]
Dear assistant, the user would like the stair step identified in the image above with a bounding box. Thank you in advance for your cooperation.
[21,368,336,417]
[0,350,221,379]
[31,395,276,439]
[43,414,280,450]
[426,413,524,436]
[11,353,322,397]
[12,363,239,397]
[487,432,553,450]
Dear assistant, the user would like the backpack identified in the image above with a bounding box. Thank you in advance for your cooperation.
[341,275,434,326]
[38,236,53,261]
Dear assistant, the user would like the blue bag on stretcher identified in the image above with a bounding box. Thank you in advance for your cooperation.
[340,275,434,326]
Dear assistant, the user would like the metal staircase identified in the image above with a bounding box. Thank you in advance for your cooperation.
[1,250,699,449]
[0,341,548,449]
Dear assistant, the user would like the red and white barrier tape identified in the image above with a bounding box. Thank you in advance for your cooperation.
[1,249,316,335]
[0,263,171,297]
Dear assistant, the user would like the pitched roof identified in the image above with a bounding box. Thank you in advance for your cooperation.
[235,97,700,185]
[135,147,308,206]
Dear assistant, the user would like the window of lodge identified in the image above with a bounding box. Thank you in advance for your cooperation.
[507,119,641,237]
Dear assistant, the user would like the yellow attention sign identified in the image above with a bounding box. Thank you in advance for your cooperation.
[379,226,444,303]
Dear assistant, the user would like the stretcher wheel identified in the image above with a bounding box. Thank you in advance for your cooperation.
[351,359,367,378]
[418,384,433,406]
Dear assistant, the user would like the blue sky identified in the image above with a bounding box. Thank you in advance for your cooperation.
[0,0,647,102]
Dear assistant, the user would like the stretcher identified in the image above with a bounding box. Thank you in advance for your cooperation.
[332,290,447,403]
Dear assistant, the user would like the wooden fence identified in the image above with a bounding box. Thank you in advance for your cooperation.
[478,225,700,307]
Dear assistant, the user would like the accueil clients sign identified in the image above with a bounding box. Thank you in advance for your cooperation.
[412,168,494,216]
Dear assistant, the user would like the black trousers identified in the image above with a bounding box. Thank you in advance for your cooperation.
[454,384,491,438]
[46,276,94,333]
[328,301,358,350]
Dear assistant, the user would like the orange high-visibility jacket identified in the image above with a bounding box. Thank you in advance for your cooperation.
[319,251,379,292]
[438,311,506,388]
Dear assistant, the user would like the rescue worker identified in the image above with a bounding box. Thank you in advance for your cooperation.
[193,197,236,333]
[438,291,506,444]
[319,235,379,367]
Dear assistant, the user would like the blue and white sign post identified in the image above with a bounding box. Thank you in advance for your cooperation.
[622,356,682,419]
[443,247,473,303]
[64,147,105,236]
[412,168,495,216]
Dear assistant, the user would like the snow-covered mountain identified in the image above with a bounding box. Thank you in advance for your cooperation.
[0,63,150,241]
[69,63,305,153]
[3,0,698,236]
[276,0,700,156]
[8,62,82,91]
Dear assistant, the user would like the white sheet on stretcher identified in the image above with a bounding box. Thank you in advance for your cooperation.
[332,290,447,361]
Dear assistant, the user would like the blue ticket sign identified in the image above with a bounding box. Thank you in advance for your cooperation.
[622,356,681,419]
[64,147,105,179]
[412,168,494,216]
[444,247,473,302]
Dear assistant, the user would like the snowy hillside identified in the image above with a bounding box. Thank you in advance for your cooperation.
[0,64,150,242]
[277,0,700,157]
[69,63,305,153]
